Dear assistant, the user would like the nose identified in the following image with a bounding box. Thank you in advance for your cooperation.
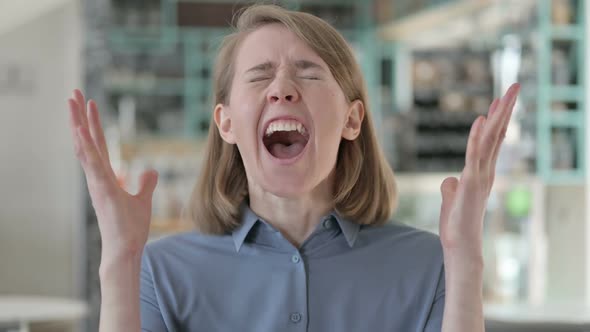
[267,78,300,104]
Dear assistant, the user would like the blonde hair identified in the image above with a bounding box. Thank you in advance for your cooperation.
[188,4,397,234]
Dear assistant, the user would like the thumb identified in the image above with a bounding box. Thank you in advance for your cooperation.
[439,177,459,230]
[137,169,159,201]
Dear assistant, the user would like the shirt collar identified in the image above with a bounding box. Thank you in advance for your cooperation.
[331,211,361,248]
[232,201,361,252]
[232,201,260,252]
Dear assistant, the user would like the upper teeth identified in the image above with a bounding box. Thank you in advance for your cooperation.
[265,119,307,136]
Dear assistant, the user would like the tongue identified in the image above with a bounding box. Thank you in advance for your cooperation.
[269,141,306,159]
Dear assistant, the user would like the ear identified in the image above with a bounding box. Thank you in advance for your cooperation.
[341,99,365,141]
[213,103,236,144]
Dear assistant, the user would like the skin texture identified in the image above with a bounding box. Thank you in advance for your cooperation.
[67,22,520,332]
[214,24,364,247]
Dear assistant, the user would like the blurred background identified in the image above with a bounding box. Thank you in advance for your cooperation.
[0,0,588,331]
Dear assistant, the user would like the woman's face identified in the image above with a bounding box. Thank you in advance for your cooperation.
[214,23,363,198]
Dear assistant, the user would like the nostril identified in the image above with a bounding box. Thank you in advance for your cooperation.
[269,94,295,103]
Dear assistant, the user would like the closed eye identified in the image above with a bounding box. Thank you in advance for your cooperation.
[249,77,271,82]
[299,76,320,80]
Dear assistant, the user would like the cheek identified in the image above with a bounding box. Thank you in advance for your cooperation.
[315,113,346,156]
[307,83,347,116]
[232,111,257,140]
[311,94,347,135]
[228,105,261,149]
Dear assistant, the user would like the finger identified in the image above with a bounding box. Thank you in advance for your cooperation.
[73,89,89,129]
[477,98,499,166]
[87,100,118,182]
[77,126,108,185]
[465,116,486,172]
[481,84,520,180]
[496,84,519,137]
[439,177,459,232]
[487,123,508,196]
[87,100,111,165]
[478,84,520,167]
[68,99,85,159]
[136,169,159,202]
[488,98,500,117]
[495,83,520,120]
[68,98,82,137]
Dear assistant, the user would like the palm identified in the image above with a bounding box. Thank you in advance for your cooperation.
[67,90,158,257]
[439,175,488,255]
[438,84,520,259]
[88,178,153,256]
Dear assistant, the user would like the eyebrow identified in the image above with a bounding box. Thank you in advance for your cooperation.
[244,60,325,74]
[294,60,324,71]
[245,62,274,74]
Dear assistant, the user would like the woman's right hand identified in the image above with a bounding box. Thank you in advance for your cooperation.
[67,89,158,264]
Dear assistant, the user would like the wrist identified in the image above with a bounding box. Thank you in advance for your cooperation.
[97,248,142,332]
[99,247,143,280]
[444,251,484,287]
[443,247,484,270]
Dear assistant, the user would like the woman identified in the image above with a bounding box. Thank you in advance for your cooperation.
[67,4,519,332]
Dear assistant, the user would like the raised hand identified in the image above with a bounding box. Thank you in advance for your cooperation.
[438,84,520,332]
[67,90,159,264]
[438,83,520,261]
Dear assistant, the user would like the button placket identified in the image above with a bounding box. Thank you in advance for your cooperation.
[288,251,306,328]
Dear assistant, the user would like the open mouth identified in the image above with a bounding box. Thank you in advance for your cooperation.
[262,119,310,160]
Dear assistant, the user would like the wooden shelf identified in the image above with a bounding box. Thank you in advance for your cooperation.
[150,217,194,234]
[377,0,492,41]
[120,137,206,161]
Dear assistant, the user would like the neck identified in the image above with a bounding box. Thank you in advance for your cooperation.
[247,176,334,248]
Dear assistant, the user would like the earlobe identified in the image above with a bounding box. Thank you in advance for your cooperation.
[342,100,365,141]
[213,103,236,144]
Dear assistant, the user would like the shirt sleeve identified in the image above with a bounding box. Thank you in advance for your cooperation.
[424,262,445,332]
[140,248,168,332]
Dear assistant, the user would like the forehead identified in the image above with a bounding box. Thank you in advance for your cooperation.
[234,24,328,72]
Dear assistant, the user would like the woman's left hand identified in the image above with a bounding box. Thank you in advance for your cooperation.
[438,83,520,263]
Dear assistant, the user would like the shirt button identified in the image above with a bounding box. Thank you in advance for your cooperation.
[291,255,300,264]
[290,312,302,323]
[322,218,333,229]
